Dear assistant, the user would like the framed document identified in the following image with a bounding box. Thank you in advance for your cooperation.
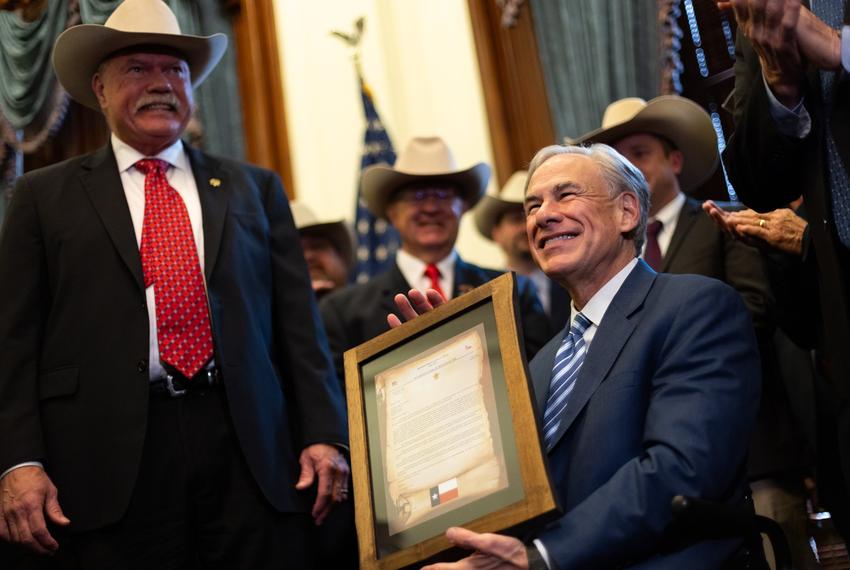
[344,272,559,569]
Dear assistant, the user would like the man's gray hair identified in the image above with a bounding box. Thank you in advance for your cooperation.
[526,144,650,255]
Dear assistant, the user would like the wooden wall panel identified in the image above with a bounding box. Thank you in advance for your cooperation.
[467,1,555,187]
[230,0,295,198]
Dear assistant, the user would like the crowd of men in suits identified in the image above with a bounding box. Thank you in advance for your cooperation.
[1,0,849,568]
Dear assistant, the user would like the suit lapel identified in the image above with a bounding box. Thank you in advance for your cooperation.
[186,146,229,280]
[661,198,698,272]
[377,261,411,315]
[81,146,144,292]
[546,261,656,449]
[453,257,481,297]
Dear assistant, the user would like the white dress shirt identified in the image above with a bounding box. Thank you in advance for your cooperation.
[395,248,458,300]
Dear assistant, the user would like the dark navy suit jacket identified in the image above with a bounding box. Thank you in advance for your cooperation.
[529,261,760,569]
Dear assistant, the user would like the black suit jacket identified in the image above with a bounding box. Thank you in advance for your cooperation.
[0,144,347,531]
[662,197,813,478]
[319,259,551,383]
[662,197,772,330]
[724,20,850,397]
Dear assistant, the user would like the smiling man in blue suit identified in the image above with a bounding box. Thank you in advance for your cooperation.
[394,144,761,569]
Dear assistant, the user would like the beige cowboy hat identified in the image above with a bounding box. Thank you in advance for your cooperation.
[52,0,227,111]
[361,136,491,219]
[565,96,719,192]
[474,170,528,240]
[290,202,355,270]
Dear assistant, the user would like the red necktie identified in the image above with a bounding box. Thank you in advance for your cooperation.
[137,159,214,378]
[643,220,663,271]
[424,263,446,299]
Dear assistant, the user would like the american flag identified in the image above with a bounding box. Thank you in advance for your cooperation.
[353,82,400,283]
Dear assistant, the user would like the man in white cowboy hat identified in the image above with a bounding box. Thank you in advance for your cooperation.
[291,202,354,300]
[475,170,571,332]
[572,96,818,569]
[319,136,551,380]
[0,0,349,567]
[391,143,761,569]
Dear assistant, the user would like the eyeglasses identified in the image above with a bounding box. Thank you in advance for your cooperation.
[396,187,459,204]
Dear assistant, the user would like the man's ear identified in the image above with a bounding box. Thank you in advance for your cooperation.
[669,149,684,176]
[618,191,640,235]
[92,72,108,110]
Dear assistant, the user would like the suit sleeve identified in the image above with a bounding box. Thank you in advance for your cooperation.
[0,176,48,472]
[263,171,347,447]
[318,292,351,390]
[724,33,815,212]
[721,231,774,335]
[515,275,553,361]
[537,281,760,569]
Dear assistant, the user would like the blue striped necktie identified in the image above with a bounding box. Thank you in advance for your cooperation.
[542,312,592,450]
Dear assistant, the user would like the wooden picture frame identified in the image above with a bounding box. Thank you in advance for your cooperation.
[344,273,559,569]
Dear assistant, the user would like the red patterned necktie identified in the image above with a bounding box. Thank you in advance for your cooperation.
[136,158,213,378]
[424,263,446,299]
[643,219,663,271]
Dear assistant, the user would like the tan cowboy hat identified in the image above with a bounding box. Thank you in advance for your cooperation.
[361,136,491,219]
[290,202,355,270]
[474,170,528,240]
[565,96,719,192]
[52,0,227,111]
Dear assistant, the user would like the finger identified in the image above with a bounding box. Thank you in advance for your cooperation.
[45,488,70,526]
[0,514,9,541]
[14,511,48,555]
[28,508,58,552]
[737,224,770,240]
[294,454,316,490]
[424,288,447,307]
[780,0,802,39]
[387,313,403,329]
[311,460,335,523]
[408,289,436,314]
[392,293,419,322]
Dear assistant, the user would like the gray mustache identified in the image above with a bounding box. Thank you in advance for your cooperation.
[136,95,180,112]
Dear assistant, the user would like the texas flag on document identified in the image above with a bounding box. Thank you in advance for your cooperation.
[430,478,459,507]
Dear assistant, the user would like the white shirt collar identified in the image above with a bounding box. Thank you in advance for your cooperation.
[572,258,639,329]
[395,248,458,293]
[652,191,685,229]
[111,134,190,175]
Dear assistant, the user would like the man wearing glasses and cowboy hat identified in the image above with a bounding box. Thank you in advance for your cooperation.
[320,136,551,381]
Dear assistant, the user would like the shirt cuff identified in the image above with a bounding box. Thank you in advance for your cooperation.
[0,461,44,480]
[763,73,811,138]
[533,538,553,569]
[842,26,850,73]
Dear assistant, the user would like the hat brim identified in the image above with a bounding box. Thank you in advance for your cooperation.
[473,194,522,240]
[361,162,490,219]
[53,25,228,110]
[566,97,719,192]
[299,221,355,271]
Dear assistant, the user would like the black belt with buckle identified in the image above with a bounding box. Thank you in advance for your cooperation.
[149,367,221,398]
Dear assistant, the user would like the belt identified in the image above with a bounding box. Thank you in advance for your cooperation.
[149,367,221,398]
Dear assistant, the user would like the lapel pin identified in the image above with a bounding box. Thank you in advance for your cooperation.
[209,178,221,187]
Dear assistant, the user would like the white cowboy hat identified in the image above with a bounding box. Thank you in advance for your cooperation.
[361,136,491,219]
[290,202,355,270]
[565,96,719,192]
[474,170,528,240]
[52,0,227,111]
